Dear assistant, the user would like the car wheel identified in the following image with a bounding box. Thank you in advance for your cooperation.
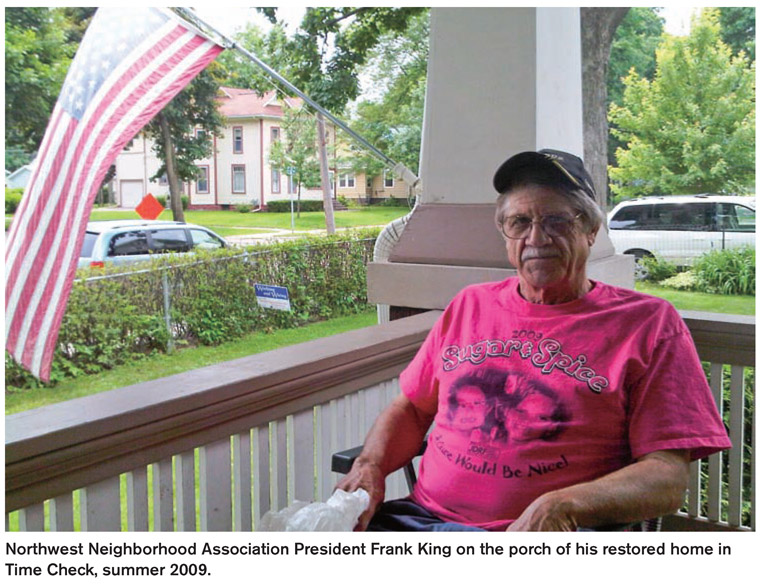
[628,250,653,281]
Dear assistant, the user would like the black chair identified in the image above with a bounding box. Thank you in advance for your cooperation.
[331,440,428,491]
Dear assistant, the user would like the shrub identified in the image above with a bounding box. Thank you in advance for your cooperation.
[266,199,324,213]
[153,195,187,210]
[641,255,678,282]
[693,246,755,296]
[5,188,24,214]
[377,196,406,207]
[659,271,697,291]
[5,229,381,391]
[235,204,252,213]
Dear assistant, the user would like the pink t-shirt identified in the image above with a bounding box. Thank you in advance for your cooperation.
[400,278,731,530]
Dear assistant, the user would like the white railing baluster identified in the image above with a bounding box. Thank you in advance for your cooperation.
[707,363,724,521]
[81,477,121,531]
[50,493,74,532]
[153,458,174,531]
[687,461,701,518]
[291,409,316,503]
[253,426,271,527]
[200,438,232,531]
[233,431,253,531]
[727,366,746,526]
[315,404,332,501]
[19,503,45,531]
[273,419,288,508]
[126,468,149,531]
[175,451,196,531]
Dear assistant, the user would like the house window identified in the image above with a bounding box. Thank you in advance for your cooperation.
[196,165,209,194]
[338,173,355,188]
[232,164,246,193]
[158,173,168,186]
[233,126,243,154]
[195,128,207,141]
[384,171,394,188]
[271,127,280,143]
[271,168,281,193]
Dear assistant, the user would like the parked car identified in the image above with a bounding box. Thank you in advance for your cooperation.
[79,220,228,268]
[607,194,755,276]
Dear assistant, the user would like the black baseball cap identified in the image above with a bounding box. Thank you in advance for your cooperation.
[493,149,596,200]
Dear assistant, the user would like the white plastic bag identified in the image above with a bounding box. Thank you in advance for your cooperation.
[259,489,370,531]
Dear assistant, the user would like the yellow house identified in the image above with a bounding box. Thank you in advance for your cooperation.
[114,87,411,210]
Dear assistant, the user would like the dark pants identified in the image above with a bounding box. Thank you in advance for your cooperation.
[367,498,487,532]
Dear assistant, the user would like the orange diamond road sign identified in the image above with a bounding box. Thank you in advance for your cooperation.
[135,193,164,220]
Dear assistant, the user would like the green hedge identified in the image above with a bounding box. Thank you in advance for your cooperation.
[266,199,324,213]
[5,188,24,214]
[5,229,380,391]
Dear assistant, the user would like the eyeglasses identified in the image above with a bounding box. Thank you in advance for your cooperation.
[501,213,582,239]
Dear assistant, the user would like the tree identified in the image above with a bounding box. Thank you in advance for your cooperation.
[4,7,77,168]
[216,23,291,92]
[268,105,321,217]
[606,8,664,173]
[142,64,224,221]
[581,7,629,208]
[718,7,755,62]
[609,9,755,199]
[261,7,426,232]
[350,10,429,178]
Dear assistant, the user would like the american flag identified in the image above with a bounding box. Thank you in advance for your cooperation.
[5,7,223,381]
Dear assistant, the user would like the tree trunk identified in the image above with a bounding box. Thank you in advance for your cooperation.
[158,111,185,222]
[581,7,629,212]
[316,112,336,234]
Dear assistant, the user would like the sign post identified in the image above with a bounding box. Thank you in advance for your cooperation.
[286,166,296,232]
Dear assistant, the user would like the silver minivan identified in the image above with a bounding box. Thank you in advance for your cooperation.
[607,194,755,267]
[79,220,228,269]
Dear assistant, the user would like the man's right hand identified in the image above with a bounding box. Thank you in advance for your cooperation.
[335,459,386,531]
[333,394,434,531]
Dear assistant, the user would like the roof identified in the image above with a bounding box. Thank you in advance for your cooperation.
[85,220,189,233]
[6,162,35,181]
[613,194,756,210]
[217,87,302,119]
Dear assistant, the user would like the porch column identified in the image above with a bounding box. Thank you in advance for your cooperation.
[368,7,633,313]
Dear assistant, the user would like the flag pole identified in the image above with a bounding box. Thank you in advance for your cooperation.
[173,7,421,191]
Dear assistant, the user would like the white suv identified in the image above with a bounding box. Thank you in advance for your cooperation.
[607,194,755,268]
[78,220,228,269]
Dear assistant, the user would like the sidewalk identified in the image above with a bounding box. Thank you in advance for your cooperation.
[224,224,386,246]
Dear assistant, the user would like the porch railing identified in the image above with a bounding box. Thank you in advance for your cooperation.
[5,310,754,531]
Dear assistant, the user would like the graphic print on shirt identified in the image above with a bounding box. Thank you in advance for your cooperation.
[442,368,571,465]
[441,333,610,393]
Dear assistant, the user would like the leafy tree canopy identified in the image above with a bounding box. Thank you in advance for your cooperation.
[718,7,755,62]
[268,105,322,201]
[4,7,81,168]
[349,10,429,176]
[143,63,225,183]
[609,9,755,199]
[261,7,427,113]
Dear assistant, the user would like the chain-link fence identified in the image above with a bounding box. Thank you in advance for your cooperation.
[6,234,378,389]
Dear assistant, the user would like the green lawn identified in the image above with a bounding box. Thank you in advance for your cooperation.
[635,282,755,315]
[5,309,379,415]
[87,205,411,233]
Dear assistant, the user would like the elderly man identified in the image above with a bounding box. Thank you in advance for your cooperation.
[338,149,730,531]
